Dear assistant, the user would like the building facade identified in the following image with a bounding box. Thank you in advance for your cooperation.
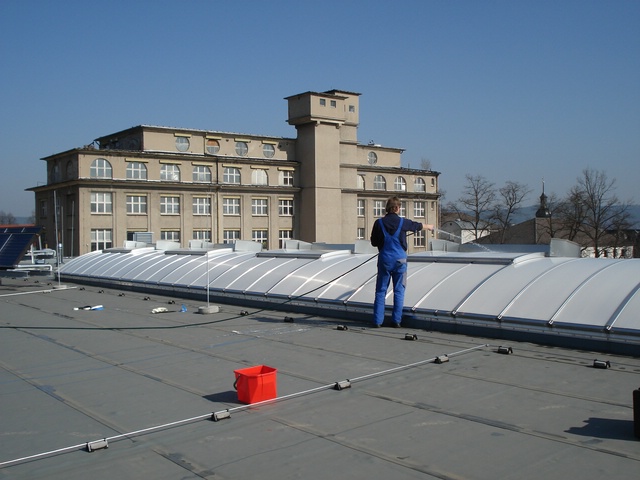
[29,89,440,256]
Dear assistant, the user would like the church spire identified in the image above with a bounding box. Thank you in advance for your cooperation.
[535,179,551,218]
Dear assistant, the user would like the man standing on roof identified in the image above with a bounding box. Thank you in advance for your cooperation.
[370,196,433,328]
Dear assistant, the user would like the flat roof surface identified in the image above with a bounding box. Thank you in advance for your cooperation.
[1,276,639,479]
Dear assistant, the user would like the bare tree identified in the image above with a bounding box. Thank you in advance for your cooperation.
[555,186,587,243]
[575,168,630,257]
[489,181,532,244]
[420,157,432,171]
[448,174,496,240]
[0,210,16,224]
[607,210,634,257]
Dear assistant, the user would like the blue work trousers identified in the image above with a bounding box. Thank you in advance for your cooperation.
[373,258,407,325]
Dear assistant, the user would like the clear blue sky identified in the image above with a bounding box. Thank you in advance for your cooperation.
[1,0,638,217]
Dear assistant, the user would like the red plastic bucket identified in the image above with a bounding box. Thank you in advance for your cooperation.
[233,365,277,404]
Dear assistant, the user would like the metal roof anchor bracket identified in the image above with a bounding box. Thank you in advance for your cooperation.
[592,359,611,369]
[87,438,109,452]
[211,410,232,421]
[497,346,513,355]
[334,380,351,391]
[404,333,418,341]
[435,355,449,364]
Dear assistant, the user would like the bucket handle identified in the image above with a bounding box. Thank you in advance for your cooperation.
[233,378,238,390]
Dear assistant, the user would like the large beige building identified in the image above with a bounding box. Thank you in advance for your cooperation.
[30,89,440,256]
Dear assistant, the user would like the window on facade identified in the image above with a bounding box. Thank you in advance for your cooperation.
[349,105,356,113]
[192,197,210,215]
[192,165,211,182]
[357,227,365,240]
[66,160,74,179]
[223,230,240,244]
[431,201,436,211]
[374,200,385,217]
[160,196,180,214]
[126,162,147,180]
[40,200,48,218]
[223,167,241,184]
[357,174,365,189]
[368,152,378,165]
[279,170,294,186]
[126,138,140,150]
[394,176,407,192]
[278,199,293,216]
[160,164,180,182]
[90,192,112,214]
[90,158,112,179]
[91,229,112,251]
[126,195,147,214]
[399,202,407,217]
[414,201,425,218]
[222,197,240,215]
[252,229,268,248]
[357,199,365,217]
[206,139,220,154]
[330,100,336,108]
[431,177,436,187]
[414,230,426,248]
[252,198,268,216]
[263,144,275,158]
[193,230,211,241]
[175,136,190,152]
[251,169,268,185]
[160,230,181,242]
[235,141,249,156]
[414,177,426,192]
[279,230,292,248]
[51,163,61,182]
[373,175,386,190]
[320,98,326,106]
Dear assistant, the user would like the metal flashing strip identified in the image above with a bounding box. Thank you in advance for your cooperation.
[605,283,640,331]
[548,261,620,326]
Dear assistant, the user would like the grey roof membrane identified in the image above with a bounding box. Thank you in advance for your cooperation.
[0,275,639,479]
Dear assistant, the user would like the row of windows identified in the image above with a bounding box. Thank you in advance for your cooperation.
[84,158,295,186]
[91,192,436,218]
[91,226,426,253]
[90,228,293,251]
[51,193,433,220]
[318,97,356,113]
[355,227,427,247]
[87,159,434,192]
[357,199,436,218]
[53,158,434,193]
[90,193,295,216]
[83,194,435,218]
[176,137,277,158]
[357,174,434,192]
